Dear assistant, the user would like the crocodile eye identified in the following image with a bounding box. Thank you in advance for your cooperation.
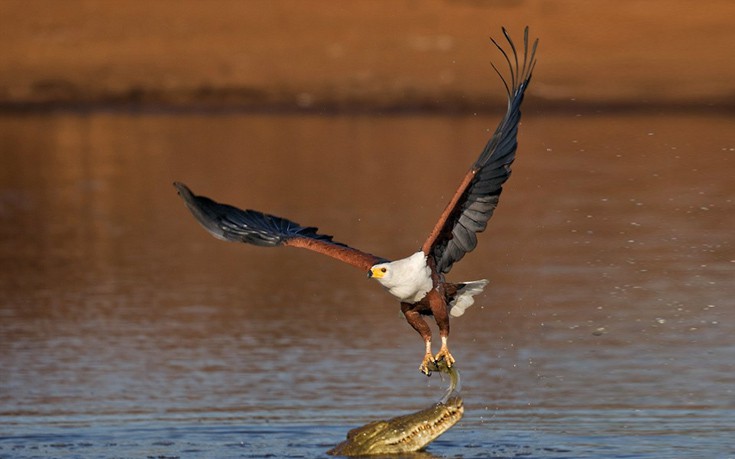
[381,268,387,273]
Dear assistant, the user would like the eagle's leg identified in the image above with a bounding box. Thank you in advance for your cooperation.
[429,290,455,368]
[435,336,455,367]
[401,302,435,376]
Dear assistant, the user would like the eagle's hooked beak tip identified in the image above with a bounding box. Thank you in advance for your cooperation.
[367,269,373,278]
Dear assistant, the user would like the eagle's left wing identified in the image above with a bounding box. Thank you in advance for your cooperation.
[422,27,538,274]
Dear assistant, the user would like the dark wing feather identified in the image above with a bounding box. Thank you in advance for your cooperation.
[422,27,538,274]
[174,182,387,270]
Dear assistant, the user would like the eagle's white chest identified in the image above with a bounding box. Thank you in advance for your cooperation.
[375,251,433,303]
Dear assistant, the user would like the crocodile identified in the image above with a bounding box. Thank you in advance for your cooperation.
[328,361,463,456]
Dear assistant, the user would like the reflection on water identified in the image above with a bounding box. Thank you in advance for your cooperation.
[0,111,733,457]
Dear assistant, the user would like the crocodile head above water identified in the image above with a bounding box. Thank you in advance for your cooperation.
[327,394,464,456]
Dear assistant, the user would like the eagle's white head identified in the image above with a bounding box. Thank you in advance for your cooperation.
[368,251,433,303]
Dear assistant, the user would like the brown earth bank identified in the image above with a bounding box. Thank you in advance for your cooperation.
[1,0,734,112]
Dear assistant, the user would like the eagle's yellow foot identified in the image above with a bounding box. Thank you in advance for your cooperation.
[435,345,455,368]
[419,352,436,376]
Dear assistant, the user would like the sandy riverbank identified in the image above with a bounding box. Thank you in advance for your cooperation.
[2,0,734,111]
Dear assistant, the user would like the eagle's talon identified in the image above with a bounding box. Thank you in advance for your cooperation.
[434,347,455,368]
[419,353,436,376]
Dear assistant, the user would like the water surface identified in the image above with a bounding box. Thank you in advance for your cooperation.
[1,111,733,457]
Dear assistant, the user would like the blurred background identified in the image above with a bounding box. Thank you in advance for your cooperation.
[2,0,734,111]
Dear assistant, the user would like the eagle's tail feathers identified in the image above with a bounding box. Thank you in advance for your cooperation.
[449,279,489,317]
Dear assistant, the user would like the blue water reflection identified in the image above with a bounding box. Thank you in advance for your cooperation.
[0,112,733,458]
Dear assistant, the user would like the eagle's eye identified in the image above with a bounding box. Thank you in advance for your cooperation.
[380,267,387,273]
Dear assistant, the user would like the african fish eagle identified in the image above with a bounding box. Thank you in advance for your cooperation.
[175,27,538,375]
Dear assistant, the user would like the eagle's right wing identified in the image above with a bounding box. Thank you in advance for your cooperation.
[175,182,388,271]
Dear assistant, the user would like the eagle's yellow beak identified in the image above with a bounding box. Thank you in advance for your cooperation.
[368,267,385,279]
